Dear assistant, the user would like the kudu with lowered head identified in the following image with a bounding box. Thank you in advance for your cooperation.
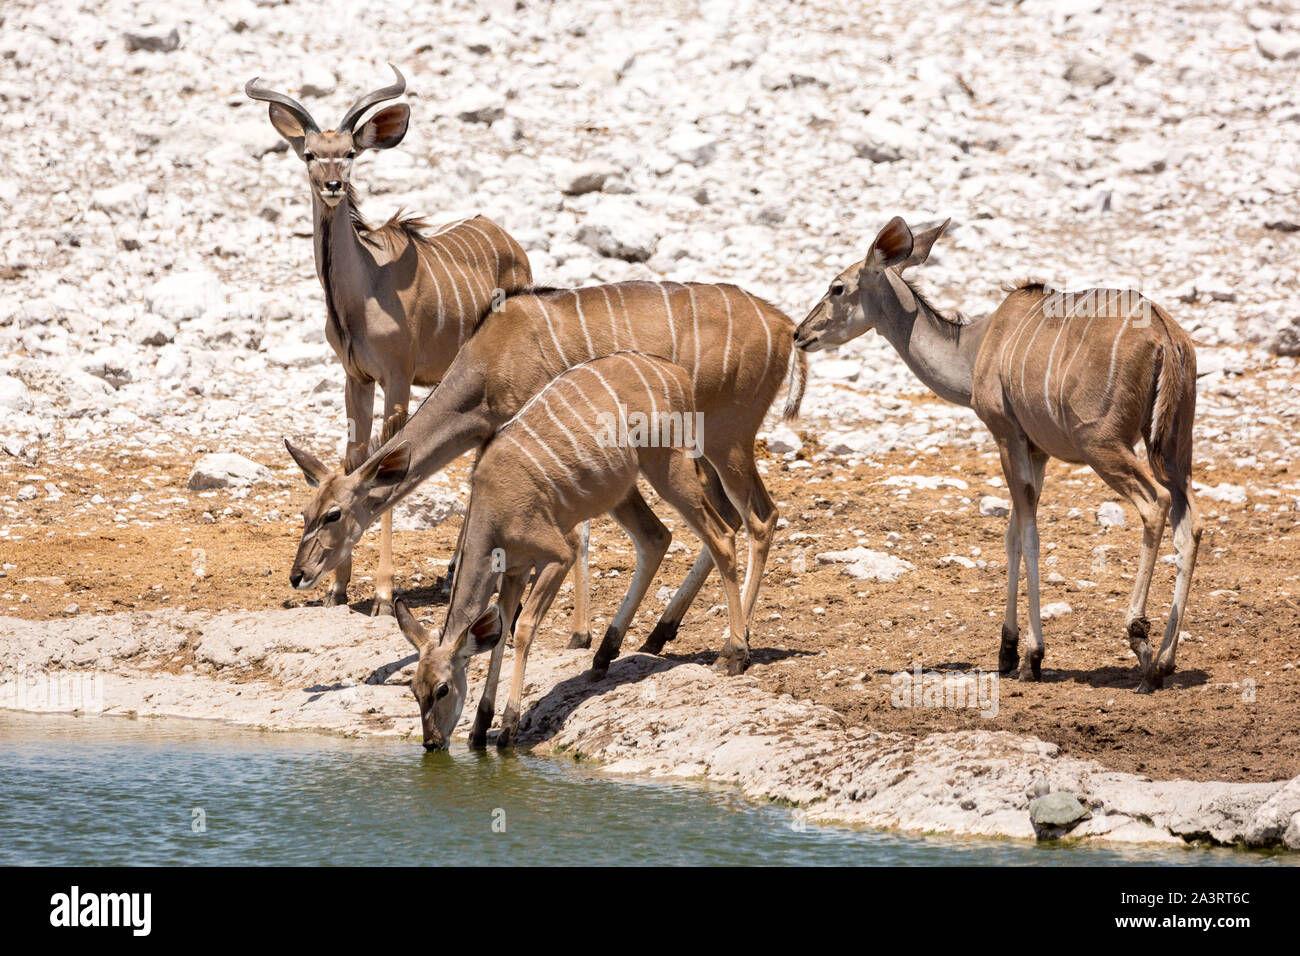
[247,64,533,615]
[393,352,749,749]
[286,280,806,661]
[795,216,1200,693]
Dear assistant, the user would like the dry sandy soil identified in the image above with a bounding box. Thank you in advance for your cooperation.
[4,404,1298,785]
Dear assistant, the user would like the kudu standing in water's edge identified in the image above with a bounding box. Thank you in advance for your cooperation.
[795,217,1200,693]
[247,65,532,615]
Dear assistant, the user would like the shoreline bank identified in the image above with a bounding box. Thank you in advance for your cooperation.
[1,607,1296,851]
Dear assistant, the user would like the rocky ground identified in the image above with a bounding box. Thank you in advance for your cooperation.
[2,0,1300,834]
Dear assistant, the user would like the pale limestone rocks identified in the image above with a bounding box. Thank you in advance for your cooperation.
[186,453,272,490]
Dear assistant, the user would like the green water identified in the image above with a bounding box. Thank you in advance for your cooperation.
[0,713,1291,866]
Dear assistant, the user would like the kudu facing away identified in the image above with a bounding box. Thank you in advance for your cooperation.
[247,65,532,615]
[391,353,748,749]
[287,280,806,671]
[795,217,1200,693]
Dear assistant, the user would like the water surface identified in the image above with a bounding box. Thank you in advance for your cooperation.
[0,713,1290,866]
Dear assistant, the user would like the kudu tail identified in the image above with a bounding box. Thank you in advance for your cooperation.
[1146,307,1195,487]
[782,346,809,421]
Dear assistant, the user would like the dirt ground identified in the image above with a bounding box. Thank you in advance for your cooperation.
[3,430,1298,784]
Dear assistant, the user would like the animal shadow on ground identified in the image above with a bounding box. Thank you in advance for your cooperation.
[896,660,1211,691]
[509,644,815,748]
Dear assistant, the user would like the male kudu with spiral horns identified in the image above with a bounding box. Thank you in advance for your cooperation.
[246,64,533,615]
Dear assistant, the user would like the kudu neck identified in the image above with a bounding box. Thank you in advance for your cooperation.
[870,290,989,409]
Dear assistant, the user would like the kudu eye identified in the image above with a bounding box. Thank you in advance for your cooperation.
[303,151,316,163]
[434,683,450,701]
[830,281,845,297]
[322,508,342,524]
[346,150,356,160]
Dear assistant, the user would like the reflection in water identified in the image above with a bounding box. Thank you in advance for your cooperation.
[0,713,1290,866]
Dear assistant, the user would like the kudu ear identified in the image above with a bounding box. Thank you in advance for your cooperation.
[865,217,914,270]
[284,438,331,488]
[359,441,410,489]
[354,103,410,151]
[900,218,950,271]
[394,600,432,652]
[455,605,504,659]
[267,104,308,159]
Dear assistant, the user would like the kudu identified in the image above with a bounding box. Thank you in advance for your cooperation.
[247,64,532,615]
[287,280,806,667]
[795,216,1200,693]
[390,352,748,749]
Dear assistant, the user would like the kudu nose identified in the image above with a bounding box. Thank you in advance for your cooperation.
[324,180,343,192]
[289,570,303,589]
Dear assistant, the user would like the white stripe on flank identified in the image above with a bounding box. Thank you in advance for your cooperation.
[503,433,571,507]
[541,395,592,471]
[1042,298,1083,422]
[413,245,446,335]
[564,380,620,467]
[443,233,491,307]
[585,365,624,412]
[657,283,678,361]
[424,242,467,344]
[615,353,660,419]
[999,294,1047,381]
[1055,311,1098,416]
[517,418,578,497]
[599,285,619,352]
[1104,315,1132,395]
[687,285,700,391]
[721,285,734,374]
[462,221,502,281]
[745,291,773,372]
[573,290,595,359]
[535,296,571,367]
[616,284,636,351]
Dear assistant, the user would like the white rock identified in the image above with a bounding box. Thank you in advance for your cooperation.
[146,271,225,322]
[1096,502,1126,527]
[91,183,149,219]
[393,477,466,532]
[843,116,918,163]
[576,197,660,261]
[299,65,337,98]
[665,126,717,167]
[824,430,878,456]
[764,424,803,455]
[556,159,620,196]
[1257,31,1300,61]
[1194,482,1247,505]
[0,376,31,414]
[979,496,1011,518]
[815,547,915,582]
[123,26,179,53]
[187,453,272,490]
[1040,602,1073,620]
[452,88,506,124]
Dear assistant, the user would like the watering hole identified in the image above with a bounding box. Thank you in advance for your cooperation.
[1,712,1292,866]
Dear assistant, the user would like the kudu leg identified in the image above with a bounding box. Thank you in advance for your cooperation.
[592,491,671,678]
[332,377,375,607]
[498,549,577,749]
[638,464,740,654]
[566,521,592,649]
[999,504,1024,675]
[999,440,1048,681]
[646,452,748,676]
[370,389,411,618]
[1090,446,1171,692]
[470,570,528,749]
[1154,487,1201,683]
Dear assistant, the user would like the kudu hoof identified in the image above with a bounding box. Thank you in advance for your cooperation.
[637,621,679,655]
[496,708,520,749]
[469,710,493,750]
[370,598,395,618]
[713,651,751,677]
[567,632,592,650]
[1136,673,1164,694]
[1017,653,1043,682]
[322,591,347,609]
[998,625,1020,675]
